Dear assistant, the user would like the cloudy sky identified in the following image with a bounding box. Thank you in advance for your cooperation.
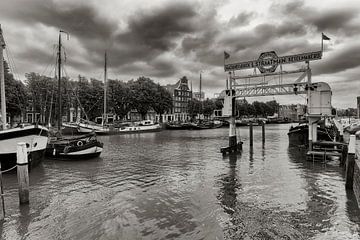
[0,0,359,108]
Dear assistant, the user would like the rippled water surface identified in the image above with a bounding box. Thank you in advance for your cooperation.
[1,124,360,239]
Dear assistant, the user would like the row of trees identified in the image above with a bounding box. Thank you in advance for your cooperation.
[3,60,173,124]
[236,99,280,118]
[186,98,280,119]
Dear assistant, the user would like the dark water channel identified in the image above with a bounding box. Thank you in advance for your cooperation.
[1,124,360,239]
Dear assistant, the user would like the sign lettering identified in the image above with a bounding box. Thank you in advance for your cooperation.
[224,51,322,72]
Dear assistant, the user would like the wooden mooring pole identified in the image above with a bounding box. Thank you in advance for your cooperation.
[0,162,5,221]
[261,121,265,143]
[16,143,29,204]
[345,135,356,190]
[249,122,253,147]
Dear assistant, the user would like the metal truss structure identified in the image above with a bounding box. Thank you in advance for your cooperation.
[230,68,310,98]
[233,82,308,97]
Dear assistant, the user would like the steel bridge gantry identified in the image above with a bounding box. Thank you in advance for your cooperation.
[228,68,310,98]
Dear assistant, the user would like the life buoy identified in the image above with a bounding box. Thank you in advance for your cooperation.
[64,146,70,154]
[77,141,83,147]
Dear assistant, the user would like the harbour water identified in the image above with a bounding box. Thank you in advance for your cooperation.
[1,124,360,239]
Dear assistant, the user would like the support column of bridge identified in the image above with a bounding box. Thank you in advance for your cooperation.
[221,73,242,155]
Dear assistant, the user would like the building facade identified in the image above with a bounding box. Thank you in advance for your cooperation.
[162,76,192,122]
[278,104,306,122]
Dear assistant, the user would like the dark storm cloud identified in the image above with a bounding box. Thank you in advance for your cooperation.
[308,10,357,32]
[0,0,116,40]
[1,0,199,78]
[182,29,219,54]
[227,12,255,27]
[315,43,360,74]
[220,20,308,59]
[121,3,197,51]
[119,59,177,79]
[108,2,198,69]
[17,46,54,65]
[276,1,359,34]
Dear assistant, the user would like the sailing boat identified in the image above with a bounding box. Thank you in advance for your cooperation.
[45,30,103,159]
[76,53,161,134]
[0,25,49,170]
[77,52,111,134]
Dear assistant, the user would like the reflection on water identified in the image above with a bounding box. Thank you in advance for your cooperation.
[0,124,359,239]
[218,154,240,215]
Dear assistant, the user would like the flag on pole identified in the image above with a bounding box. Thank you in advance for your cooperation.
[322,33,330,40]
[321,33,330,52]
[224,51,230,60]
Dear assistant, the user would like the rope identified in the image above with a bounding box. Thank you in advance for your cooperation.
[0,165,17,173]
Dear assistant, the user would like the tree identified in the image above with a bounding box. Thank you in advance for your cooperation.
[128,77,158,120]
[188,99,201,119]
[202,99,216,118]
[77,77,103,120]
[214,98,223,110]
[4,61,27,123]
[152,83,172,122]
[236,99,249,117]
[107,79,132,119]
[266,100,279,116]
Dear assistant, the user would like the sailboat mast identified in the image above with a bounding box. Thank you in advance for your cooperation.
[0,25,7,130]
[103,51,107,126]
[57,31,62,131]
[199,72,202,101]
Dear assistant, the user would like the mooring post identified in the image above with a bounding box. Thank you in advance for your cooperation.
[345,135,356,190]
[16,142,29,204]
[0,162,5,221]
[249,122,253,147]
[261,121,265,143]
[308,118,313,151]
[229,116,237,148]
[341,144,348,166]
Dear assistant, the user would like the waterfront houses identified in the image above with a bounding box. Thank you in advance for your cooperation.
[163,76,192,122]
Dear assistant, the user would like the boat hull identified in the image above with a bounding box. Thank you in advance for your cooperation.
[0,149,45,171]
[62,122,80,135]
[46,134,103,159]
[0,125,49,171]
[78,123,162,134]
[288,124,333,147]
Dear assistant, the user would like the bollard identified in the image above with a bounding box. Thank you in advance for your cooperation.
[262,121,265,143]
[0,162,5,221]
[249,122,253,147]
[16,143,29,204]
[345,135,356,190]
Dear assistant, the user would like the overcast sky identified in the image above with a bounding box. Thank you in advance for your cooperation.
[0,0,359,108]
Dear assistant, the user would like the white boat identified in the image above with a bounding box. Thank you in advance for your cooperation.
[77,119,110,134]
[0,125,49,170]
[0,26,48,170]
[78,119,161,134]
[117,120,162,133]
[344,120,360,134]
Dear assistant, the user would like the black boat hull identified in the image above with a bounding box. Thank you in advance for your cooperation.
[46,133,103,159]
[288,125,333,147]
